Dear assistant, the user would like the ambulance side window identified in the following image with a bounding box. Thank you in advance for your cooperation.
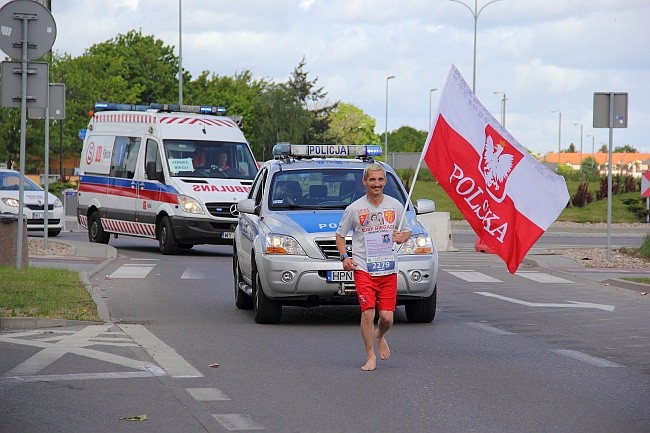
[110,136,141,179]
[145,139,164,182]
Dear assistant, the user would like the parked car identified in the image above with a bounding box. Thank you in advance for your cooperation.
[233,143,438,324]
[0,169,64,236]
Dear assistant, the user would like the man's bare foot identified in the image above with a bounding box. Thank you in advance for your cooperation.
[361,357,376,371]
[376,332,390,360]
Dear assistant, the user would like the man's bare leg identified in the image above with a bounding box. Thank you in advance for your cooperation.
[360,309,377,371]
[376,310,393,360]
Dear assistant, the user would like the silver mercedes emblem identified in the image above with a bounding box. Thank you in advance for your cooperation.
[230,203,239,217]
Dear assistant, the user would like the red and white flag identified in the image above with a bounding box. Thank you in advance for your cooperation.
[423,65,569,273]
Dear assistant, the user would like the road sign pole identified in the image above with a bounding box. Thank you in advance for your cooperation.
[606,93,614,263]
[16,14,33,270]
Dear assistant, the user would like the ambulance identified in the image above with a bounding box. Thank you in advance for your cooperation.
[77,102,258,254]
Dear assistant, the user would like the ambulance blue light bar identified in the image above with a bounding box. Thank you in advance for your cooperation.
[94,102,227,115]
[272,143,383,158]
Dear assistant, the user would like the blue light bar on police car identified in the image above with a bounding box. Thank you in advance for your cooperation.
[272,143,382,158]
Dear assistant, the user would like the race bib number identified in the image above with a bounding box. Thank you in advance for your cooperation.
[364,232,395,275]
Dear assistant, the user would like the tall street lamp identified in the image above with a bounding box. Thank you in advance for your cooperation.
[573,123,583,175]
[429,88,438,130]
[178,0,183,105]
[449,0,503,92]
[493,91,506,127]
[586,134,596,172]
[551,110,562,172]
[385,75,395,162]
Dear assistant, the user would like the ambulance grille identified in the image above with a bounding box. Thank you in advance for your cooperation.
[205,202,238,219]
[315,238,352,260]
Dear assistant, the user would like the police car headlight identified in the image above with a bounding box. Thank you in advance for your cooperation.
[264,234,306,255]
[178,195,205,215]
[400,235,433,255]
[1,197,19,208]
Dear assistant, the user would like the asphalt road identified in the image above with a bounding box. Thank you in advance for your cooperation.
[1,228,649,433]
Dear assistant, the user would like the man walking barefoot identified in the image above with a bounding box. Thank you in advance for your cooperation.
[336,163,411,371]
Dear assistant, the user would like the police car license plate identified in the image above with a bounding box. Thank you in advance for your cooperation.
[221,232,235,239]
[327,270,354,283]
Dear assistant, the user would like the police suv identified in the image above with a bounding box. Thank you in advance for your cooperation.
[77,102,258,254]
[233,143,438,324]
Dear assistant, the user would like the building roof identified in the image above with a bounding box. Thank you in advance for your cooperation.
[545,152,650,165]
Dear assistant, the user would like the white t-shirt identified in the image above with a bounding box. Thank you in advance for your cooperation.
[336,194,410,276]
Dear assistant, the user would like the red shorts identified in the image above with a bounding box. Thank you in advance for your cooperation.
[353,270,397,312]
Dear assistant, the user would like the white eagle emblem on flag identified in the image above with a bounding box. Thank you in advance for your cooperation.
[479,125,519,203]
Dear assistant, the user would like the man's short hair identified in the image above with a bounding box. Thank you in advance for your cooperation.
[363,162,386,180]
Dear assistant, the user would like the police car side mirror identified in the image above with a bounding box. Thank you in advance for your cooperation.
[237,198,257,215]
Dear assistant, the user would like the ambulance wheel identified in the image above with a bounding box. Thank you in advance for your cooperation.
[88,211,109,244]
[233,250,253,310]
[253,269,282,324]
[159,216,180,255]
[404,286,437,323]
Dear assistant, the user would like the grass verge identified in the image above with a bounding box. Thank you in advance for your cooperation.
[0,266,100,321]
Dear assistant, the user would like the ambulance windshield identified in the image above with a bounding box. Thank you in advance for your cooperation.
[164,140,258,179]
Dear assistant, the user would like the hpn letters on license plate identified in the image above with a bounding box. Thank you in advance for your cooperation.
[327,270,354,282]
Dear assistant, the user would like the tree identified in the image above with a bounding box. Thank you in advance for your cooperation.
[567,143,576,153]
[327,103,379,145]
[83,30,181,103]
[613,144,637,153]
[381,126,428,154]
[183,70,267,146]
[253,84,311,161]
[285,57,337,143]
[598,144,608,153]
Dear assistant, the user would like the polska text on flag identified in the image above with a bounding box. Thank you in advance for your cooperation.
[423,65,569,273]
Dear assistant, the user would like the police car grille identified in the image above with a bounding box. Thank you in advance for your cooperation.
[315,239,352,259]
[205,202,237,219]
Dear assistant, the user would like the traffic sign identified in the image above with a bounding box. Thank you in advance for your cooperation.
[642,172,650,198]
[0,0,56,60]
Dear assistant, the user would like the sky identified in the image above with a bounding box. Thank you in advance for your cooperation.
[3,0,649,155]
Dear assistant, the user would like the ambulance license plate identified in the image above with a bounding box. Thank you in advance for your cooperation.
[221,232,235,239]
[327,270,354,283]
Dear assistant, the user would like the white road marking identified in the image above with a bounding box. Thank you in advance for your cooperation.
[212,414,265,431]
[186,387,231,401]
[475,291,615,311]
[108,265,155,279]
[515,271,573,283]
[119,324,203,378]
[181,267,210,279]
[551,349,623,368]
[0,371,156,384]
[448,271,502,283]
[1,325,147,376]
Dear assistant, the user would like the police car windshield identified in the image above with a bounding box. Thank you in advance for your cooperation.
[268,168,407,211]
[164,140,258,180]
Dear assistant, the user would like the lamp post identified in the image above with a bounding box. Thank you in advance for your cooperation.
[384,75,395,162]
[449,0,503,92]
[429,88,438,130]
[551,110,562,172]
[493,91,506,127]
[586,134,595,173]
[178,0,183,105]
[573,123,583,175]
